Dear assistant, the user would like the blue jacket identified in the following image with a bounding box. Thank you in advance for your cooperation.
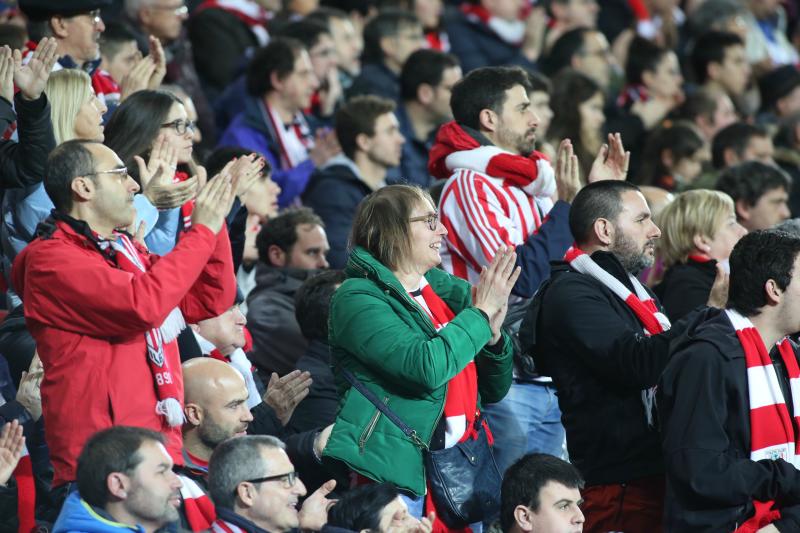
[445,11,537,73]
[53,492,145,532]
[301,155,373,269]
[346,63,400,102]
[218,95,316,207]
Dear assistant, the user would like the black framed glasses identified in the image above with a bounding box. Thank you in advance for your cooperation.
[409,212,439,231]
[244,471,298,490]
[161,119,196,135]
[84,167,129,179]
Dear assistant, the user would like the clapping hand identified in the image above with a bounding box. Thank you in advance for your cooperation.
[263,370,313,426]
[147,36,166,89]
[0,421,24,486]
[13,37,58,101]
[474,245,521,344]
[555,139,580,203]
[136,135,198,209]
[190,165,238,233]
[229,153,266,199]
[588,133,630,183]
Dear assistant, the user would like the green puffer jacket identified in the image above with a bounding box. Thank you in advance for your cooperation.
[322,246,513,496]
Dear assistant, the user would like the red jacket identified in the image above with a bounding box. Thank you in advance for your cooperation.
[11,221,236,486]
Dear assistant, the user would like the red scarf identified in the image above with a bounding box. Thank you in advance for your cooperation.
[96,231,186,427]
[14,446,34,533]
[174,171,195,231]
[428,121,555,199]
[726,309,800,532]
[409,278,491,533]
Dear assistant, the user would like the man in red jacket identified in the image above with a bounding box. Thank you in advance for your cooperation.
[11,139,237,490]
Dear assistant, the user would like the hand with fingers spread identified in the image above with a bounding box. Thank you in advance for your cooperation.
[190,168,235,233]
[229,154,266,199]
[588,133,631,183]
[137,135,198,209]
[13,37,58,101]
[555,139,581,203]
[263,370,313,426]
[16,367,42,421]
[120,56,156,101]
[473,245,522,343]
[147,36,167,90]
[0,47,13,102]
[0,420,24,486]
[299,479,337,531]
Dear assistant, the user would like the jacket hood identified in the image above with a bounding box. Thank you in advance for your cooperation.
[671,306,744,361]
[304,155,371,197]
[53,492,144,533]
[250,263,323,297]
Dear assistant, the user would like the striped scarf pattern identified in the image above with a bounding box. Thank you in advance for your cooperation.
[726,309,800,532]
[564,245,671,425]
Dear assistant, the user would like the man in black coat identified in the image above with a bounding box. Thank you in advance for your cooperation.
[526,180,726,532]
[659,230,800,532]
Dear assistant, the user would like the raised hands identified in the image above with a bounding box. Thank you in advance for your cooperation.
[136,135,198,209]
[588,133,630,183]
[0,47,13,103]
[147,36,166,90]
[17,355,43,422]
[190,165,237,233]
[120,36,167,101]
[263,369,313,426]
[13,37,58,101]
[229,153,267,199]
[555,139,580,203]
[299,479,337,531]
[0,420,24,486]
[474,245,521,344]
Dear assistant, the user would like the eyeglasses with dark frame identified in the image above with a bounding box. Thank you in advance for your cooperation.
[161,119,196,135]
[409,212,439,231]
[84,167,129,179]
[242,471,298,490]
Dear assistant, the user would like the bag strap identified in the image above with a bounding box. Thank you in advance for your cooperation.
[342,368,429,450]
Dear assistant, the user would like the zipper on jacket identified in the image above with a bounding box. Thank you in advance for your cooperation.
[359,396,388,454]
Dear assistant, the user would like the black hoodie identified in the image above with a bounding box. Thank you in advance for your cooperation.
[658,307,800,532]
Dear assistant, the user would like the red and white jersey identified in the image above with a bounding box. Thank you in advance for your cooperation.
[439,168,552,284]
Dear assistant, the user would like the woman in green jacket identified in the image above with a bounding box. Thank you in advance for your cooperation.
[322,184,519,521]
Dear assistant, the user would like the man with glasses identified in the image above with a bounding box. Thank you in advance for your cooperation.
[208,435,335,533]
[54,426,185,532]
[11,139,237,498]
[124,0,215,149]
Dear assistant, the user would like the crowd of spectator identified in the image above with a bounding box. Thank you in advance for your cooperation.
[2,0,800,532]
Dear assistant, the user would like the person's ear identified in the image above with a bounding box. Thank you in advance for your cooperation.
[478,108,499,133]
[49,15,69,39]
[513,504,535,532]
[71,176,96,203]
[355,131,372,154]
[417,83,435,106]
[267,244,287,267]
[723,147,739,168]
[594,217,614,246]
[106,472,130,501]
[183,403,203,427]
[692,233,712,254]
[765,278,783,305]
[236,482,256,507]
[735,199,751,223]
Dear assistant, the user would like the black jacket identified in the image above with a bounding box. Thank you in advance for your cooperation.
[288,339,337,434]
[301,157,372,269]
[0,93,56,190]
[346,63,400,102]
[526,251,693,486]
[653,258,717,322]
[445,10,536,73]
[659,308,800,532]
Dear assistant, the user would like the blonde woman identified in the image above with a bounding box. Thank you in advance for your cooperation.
[653,189,746,320]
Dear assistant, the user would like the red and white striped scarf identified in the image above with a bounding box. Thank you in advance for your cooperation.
[174,171,195,231]
[261,102,314,169]
[179,473,216,531]
[429,121,556,201]
[96,232,186,427]
[726,309,800,532]
[13,445,34,533]
[409,277,489,533]
[564,245,671,425]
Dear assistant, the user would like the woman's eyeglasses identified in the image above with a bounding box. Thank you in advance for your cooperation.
[409,212,439,231]
[161,119,196,135]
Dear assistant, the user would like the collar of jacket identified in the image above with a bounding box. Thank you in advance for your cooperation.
[215,507,273,533]
[252,263,323,292]
[305,338,331,364]
[344,246,467,320]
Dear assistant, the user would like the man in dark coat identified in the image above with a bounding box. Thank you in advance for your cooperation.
[659,230,800,532]
[527,180,726,532]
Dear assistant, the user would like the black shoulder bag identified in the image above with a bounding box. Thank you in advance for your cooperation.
[342,369,502,528]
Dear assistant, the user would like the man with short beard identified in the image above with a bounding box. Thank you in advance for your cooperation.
[53,426,183,533]
[525,180,727,532]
